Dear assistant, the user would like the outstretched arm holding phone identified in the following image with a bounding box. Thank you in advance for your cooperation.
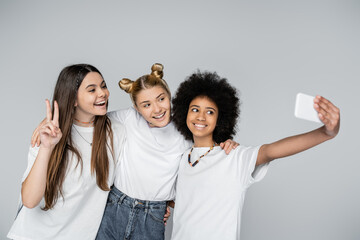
[257,95,340,166]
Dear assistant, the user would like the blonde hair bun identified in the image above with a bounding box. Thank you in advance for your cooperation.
[119,78,134,93]
[151,63,164,79]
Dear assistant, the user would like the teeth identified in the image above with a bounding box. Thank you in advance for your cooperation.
[95,101,106,105]
[194,124,206,128]
[153,112,165,119]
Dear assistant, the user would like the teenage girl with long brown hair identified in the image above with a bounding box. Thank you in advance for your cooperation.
[7,64,125,240]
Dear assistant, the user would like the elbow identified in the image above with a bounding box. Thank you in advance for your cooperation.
[21,189,41,209]
[22,199,40,209]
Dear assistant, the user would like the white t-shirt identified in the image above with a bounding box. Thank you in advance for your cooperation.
[108,107,191,201]
[171,145,269,240]
[7,121,125,240]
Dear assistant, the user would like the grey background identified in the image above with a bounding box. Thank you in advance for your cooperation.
[1,0,359,239]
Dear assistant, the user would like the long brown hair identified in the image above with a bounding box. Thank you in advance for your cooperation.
[119,63,171,105]
[43,64,114,210]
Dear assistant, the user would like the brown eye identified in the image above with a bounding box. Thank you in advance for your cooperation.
[207,110,214,115]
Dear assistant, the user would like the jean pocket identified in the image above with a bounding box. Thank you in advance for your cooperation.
[106,192,118,205]
[148,206,166,223]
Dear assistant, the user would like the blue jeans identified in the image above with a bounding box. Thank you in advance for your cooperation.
[96,186,167,240]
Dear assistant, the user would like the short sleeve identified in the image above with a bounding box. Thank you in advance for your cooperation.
[238,145,269,189]
[21,146,40,183]
[110,120,126,165]
[107,108,131,124]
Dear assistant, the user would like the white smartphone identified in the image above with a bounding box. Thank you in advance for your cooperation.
[294,93,322,123]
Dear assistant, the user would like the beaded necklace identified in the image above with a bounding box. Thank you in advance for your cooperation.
[188,143,216,167]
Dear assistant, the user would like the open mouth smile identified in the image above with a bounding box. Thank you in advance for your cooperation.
[153,112,166,119]
[193,123,207,129]
[94,100,106,106]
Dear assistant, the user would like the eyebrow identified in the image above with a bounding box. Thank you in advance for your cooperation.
[156,93,165,99]
[139,93,166,105]
[189,105,217,112]
[85,80,105,89]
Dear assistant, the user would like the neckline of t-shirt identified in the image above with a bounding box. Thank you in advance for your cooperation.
[191,146,221,150]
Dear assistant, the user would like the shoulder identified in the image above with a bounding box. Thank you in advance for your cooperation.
[236,145,260,154]
[110,119,126,141]
[166,121,193,149]
[110,119,125,131]
[107,107,135,123]
[226,145,260,161]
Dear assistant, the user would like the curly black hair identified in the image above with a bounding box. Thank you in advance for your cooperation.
[172,71,240,143]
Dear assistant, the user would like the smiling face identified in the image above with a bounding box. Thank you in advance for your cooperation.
[74,72,109,122]
[186,96,219,147]
[134,85,171,128]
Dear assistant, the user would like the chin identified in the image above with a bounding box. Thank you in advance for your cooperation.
[153,120,170,128]
[96,110,107,116]
[161,118,171,127]
[161,121,170,127]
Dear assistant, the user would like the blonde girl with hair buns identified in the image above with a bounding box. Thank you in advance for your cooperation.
[119,63,171,104]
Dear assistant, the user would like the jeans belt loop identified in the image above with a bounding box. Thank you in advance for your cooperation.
[145,201,149,214]
[119,193,126,204]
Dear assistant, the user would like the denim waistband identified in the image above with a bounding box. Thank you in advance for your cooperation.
[109,186,167,209]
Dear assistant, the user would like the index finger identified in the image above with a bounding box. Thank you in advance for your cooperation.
[53,100,60,126]
[45,99,52,121]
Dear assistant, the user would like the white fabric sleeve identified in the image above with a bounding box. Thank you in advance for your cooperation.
[21,146,40,183]
[111,121,126,165]
[239,145,269,189]
[107,108,131,124]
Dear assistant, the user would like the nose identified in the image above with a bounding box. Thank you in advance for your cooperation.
[98,88,106,98]
[196,111,205,121]
[153,102,161,113]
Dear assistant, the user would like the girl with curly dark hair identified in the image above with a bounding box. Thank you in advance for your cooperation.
[170,71,340,240]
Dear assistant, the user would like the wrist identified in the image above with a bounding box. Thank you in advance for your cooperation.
[39,144,55,153]
[320,126,336,140]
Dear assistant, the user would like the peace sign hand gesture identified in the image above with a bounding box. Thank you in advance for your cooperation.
[39,99,62,149]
